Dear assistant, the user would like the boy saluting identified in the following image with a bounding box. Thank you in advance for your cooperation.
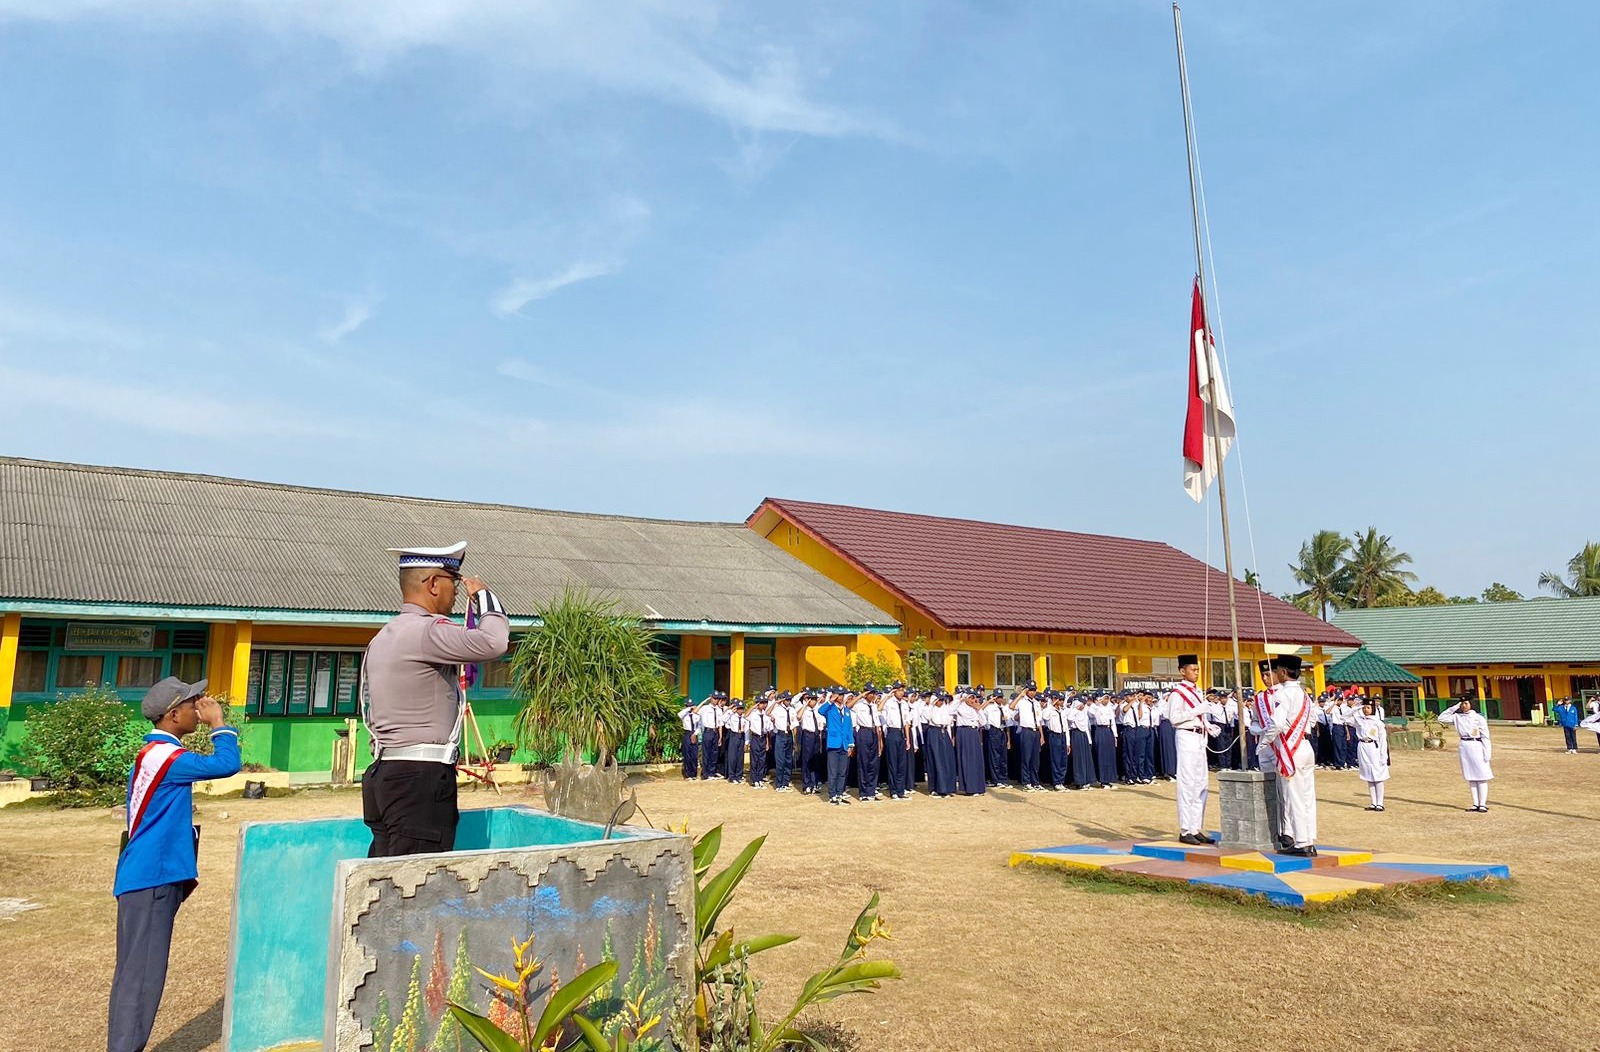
[108,676,241,1052]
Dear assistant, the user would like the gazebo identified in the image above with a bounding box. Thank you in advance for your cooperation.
[1327,645,1424,714]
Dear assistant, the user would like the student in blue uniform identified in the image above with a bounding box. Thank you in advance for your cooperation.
[818,689,856,805]
[109,677,240,1052]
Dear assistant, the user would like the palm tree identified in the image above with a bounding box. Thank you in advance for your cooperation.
[1538,542,1600,598]
[1243,569,1261,589]
[1288,530,1351,620]
[1344,527,1418,608]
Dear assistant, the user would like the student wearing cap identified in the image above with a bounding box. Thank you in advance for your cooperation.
[723,700,747,784]
[882,683,915,801]
[1553,697,1581,754]
[678,698,699,781]
[697,692,723,780]
[922,693,958,797]
[108,677,240,1052]
[363,542,509,857]
[851,687,884,801]
[953,689,987,795]
[818,690,856,805]
[1166,655,1216,844]
[1012,683,1043,790]
[746,698,770,787]
[1040,693,1069,791]
[1439,698,1494,812]
[980,690,1008,787]
[1087,694,1119,789]
[798,692,823,794]
[1066,695,1096,789]
[1155,688,1178,780]
[1263,655,1318,855]
[770,691,796,791]
[1353,698,1390,811]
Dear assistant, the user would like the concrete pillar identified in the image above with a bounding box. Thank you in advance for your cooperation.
[1033,652,1050,690]
[677,636,691,698]
[0,612,19,736]
[230,621,253,702]
[1311,661,1327,696]
[1114,655,1129,688]
[943,650,960,691]
[729,633,746,700]
[1475,674,1487,702]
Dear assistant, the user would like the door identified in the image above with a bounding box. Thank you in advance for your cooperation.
[688,660,715,703]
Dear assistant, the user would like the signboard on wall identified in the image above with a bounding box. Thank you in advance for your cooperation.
[65,623,154,651]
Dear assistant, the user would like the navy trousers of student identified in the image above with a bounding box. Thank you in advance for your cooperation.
[725,737,744,783]
[773,731,794,788]
[1563,725,1578,751]
[1214,724,1238,770]
[984,727,1008,786]
[1092,725,1117,785]
[884,727,909,798]
[109,881,189,1052]
[682,730,698,779]
[1129,726,1151,781]
[748,734,768,785]
[1045,729,1068,787]
[699,729,720,779]
[1117,728,1135,782]
[926,731,958,795]
[1245,730,1261,770]
[955,726,987,795]
[799,729,821,791]
[1069,729,1095,787]
[1017,727,1042,788]
[826,747,850,799]
[1158,720,1178,778]
[854,728,881,799]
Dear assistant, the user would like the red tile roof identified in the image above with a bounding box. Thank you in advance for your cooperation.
[749,497,1360,648]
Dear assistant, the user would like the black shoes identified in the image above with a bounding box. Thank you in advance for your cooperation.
[1282,844,1318,857]
[1178,833,1209,846]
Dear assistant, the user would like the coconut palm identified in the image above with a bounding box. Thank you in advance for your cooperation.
[1538,542,1600,598]
[1344,527,1418,608]
[510,585,679,766]
[1288,530,1351,620]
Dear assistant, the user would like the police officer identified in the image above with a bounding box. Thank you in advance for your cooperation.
[363,542,509,857]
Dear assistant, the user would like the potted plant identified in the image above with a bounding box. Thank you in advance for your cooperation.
[1414,707,1446,749]
[491,740,516,764]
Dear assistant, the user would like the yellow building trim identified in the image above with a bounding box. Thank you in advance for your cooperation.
[729,633,745,699]
[206,622,235,689]
[229,621,253,701]
[0,612,20,711]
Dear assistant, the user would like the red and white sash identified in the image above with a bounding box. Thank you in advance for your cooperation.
[1272,693,1311,778]
[127,741,184,840]
[1170,681,1205,726]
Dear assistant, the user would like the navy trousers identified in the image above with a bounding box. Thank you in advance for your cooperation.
[773,731,794,787]
[1017,727,1041,787]
[984,727,1008,786]
[826,747,850,799]
[747,735,768,785]
[854,728,881,798]
[699,729,720,779]
[884,727,910,797]
[109,882,189,1052]
[1045,729,1068,787]
[1158,720,1178,778]
[1092,725,1117,785]
[798,729,821,791]
[1563,726,1578,750]
[681,730,698,779]
[955,726,987,795]
[725,736,744,782]
[1069,729,1095,787]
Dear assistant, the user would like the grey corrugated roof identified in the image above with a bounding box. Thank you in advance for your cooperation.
[0,458,898,630]
[1331,599,1600,664]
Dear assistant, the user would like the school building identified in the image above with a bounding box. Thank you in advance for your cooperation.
[0,458,897,778]
[744,497,1360,694]
[1330,600,1600,720]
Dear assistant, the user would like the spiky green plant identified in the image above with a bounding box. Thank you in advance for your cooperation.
[510,585,679,766]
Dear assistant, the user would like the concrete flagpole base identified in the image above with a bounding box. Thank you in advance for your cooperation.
[1217,769,1281,852]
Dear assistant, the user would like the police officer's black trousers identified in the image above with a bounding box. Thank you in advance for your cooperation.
[363,760,459,857]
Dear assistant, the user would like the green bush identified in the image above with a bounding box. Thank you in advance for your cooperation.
[841,651,900,692]
[17,688,146,804]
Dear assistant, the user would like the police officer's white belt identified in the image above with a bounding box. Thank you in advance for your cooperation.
[378,743,458,764]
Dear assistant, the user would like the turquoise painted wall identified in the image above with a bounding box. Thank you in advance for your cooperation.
[225,806,624,1052]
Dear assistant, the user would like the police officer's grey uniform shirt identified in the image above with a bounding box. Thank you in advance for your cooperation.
[365,599,510,755]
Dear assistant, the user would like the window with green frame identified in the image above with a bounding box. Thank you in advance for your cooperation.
[14,620,208,696]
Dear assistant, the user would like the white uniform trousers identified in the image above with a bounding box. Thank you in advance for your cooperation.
[1279,741,1317,847]
[1175,730,1209,835]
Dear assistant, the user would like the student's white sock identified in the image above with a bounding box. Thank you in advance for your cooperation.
[1374,782,1385,807]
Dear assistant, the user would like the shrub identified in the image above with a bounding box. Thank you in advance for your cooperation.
[17,688,146,804]
[841,652,900,692]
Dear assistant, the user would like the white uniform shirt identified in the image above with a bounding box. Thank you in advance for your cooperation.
[679,705,696,731]
[1014,696,1040,729]
[747,710,768,736]
[850,701,879,730]
[955,699,983,728]
[980,701,1004,730]
[1040,704,1065,733]
[770,703,792,733]
[883,697,914,730]
[697,703,721,731]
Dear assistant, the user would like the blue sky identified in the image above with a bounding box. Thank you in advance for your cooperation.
[0,1,1594,600]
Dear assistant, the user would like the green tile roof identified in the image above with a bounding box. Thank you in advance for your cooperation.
[1331,598,1600,665]
[1326,646,1421,684]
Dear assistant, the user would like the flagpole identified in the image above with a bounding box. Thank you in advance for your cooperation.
[1173,3,1247,767]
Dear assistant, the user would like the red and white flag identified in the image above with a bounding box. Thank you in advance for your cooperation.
[1181,277,1235,502]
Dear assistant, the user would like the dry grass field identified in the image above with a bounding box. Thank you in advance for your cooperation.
[2,725,1598,1052]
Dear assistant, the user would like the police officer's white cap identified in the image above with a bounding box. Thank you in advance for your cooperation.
[387,541,468,571]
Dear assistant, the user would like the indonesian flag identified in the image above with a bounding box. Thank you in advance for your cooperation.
[1182,278,1235,502]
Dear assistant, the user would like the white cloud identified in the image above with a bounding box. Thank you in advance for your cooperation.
[0,1,884,138]
[0,359,359,441]
[317,290,379,345]
[492,260,617,316]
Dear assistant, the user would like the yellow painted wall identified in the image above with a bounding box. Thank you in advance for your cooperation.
[1406,663,1599,698]
[0,612,20,712]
